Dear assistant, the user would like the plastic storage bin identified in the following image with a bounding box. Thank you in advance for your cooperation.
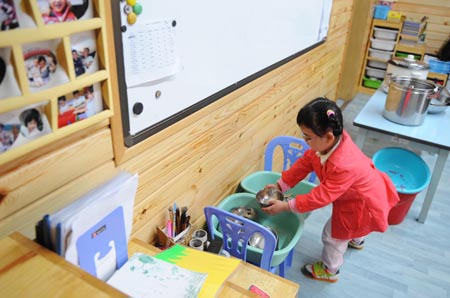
[373,147,431,225]
[373,27,398,40]
[428,59,450,74]
[369,48,393,60]
[363,76,382,89]
[370,38,396,51]
[215,192,304,267]
[368,60,388,69]
[365,66,386,79]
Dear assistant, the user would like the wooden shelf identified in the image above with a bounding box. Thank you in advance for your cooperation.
[0,0,113,166]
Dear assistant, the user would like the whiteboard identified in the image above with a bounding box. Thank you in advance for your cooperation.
[111,0,333,146]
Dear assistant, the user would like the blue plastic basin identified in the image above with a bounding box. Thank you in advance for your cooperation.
[373,147,431,194]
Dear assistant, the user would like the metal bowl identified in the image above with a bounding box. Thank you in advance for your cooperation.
[256,187,284,207]
[428,100,449,114]
[248,226,278,249]
[229,206,257,220]
[428,87,450,114]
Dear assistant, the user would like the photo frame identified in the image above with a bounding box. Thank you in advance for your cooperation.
[23,39,69,92]
[38,0,92,25]
[0,101,52,153]
[58,82,103,128]
[0,47,21,99]
[70,30,98,77]
[1,0,36,31]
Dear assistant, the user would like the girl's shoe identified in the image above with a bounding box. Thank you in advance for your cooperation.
[348,239,365,249]
[301,261,339,283]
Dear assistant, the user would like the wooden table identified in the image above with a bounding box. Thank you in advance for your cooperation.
[128,238,299,297]
[0,233,299,297]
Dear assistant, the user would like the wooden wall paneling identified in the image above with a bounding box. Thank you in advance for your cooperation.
[0,162,118,238]
[0,129,114,221]
[337,0,377,101]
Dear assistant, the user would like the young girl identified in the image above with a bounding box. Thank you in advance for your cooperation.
[262,97,399,283]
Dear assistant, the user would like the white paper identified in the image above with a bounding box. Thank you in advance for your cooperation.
[107,253,207,298]
[123,19,180,87]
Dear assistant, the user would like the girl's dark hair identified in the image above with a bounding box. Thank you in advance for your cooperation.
[23,108,43,131]
[297,97,343,137]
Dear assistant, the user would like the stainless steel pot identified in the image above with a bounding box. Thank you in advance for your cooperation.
[382,55,430,93]
[383,76,438,126]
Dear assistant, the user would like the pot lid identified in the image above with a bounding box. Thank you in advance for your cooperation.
[388,55,430,70]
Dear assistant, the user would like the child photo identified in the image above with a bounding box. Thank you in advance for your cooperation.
[23,40,69,92]
[38,0,92,25]
[0,47,21,99]
[0,101,52,153]
[0,0,19,31]
[71,30,98,77]
[58,83,103,128]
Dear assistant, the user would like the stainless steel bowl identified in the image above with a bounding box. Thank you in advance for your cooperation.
[428,87,450,114]
[229,206,257,220]
[256,187,283,207]
[248,226,278,249]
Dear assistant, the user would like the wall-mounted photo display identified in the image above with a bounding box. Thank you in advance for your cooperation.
[0,101,52,153]
[37,0,92,25]
[0,47,21,99]
[58,82,103,128]
[1,0,36,31]
[70,30,98,77]
[23,39,69,92]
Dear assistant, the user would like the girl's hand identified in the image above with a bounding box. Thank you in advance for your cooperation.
[261,199,290,215]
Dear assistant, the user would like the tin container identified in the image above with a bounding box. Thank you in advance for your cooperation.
[383,76,437,126]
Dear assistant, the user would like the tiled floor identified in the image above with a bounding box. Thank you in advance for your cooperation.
[284,93,450,298]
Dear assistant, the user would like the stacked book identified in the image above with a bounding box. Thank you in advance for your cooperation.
[400,18,427,46]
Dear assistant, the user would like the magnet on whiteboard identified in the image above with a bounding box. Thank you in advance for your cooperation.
[127,12,137,25]
[155,90,161,99]
[133,3,143,15]
[127,0,137,6]
[123,5,133,14]
[132,102,144,115]
[121,25,127,32]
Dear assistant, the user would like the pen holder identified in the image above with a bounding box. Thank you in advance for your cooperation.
[156,224,191,249]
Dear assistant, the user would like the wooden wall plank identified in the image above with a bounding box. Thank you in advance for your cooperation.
[0,129,114,220]
[0,162,118,238]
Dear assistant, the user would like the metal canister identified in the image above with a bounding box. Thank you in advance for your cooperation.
[383,76,437,126]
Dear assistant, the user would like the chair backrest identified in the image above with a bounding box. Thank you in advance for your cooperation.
[204,206,276,271]
[264,135,317,183]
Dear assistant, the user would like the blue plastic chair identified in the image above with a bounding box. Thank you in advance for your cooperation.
[264,135,317,270]
[204,206,277,272]
[264,135,317,183]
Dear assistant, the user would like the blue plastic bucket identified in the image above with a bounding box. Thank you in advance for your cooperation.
[373,147,431,194]
[373,147,431,224]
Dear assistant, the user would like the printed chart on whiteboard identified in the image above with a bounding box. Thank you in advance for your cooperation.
[122,20,180,87]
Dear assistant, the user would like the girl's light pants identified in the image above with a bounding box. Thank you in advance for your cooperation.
[321,217,366,273]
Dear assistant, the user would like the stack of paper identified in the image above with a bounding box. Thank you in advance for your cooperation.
[35,171,138,281]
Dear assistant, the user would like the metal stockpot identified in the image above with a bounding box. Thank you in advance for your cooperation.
[383,76,438,126]
[382,55,430,93]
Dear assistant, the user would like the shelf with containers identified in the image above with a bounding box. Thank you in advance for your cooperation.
[358,19,402,94]
[0,0,113,166]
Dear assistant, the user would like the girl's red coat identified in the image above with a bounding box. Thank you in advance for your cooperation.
[282,130,400,239]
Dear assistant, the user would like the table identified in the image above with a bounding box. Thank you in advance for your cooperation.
[0,233,299,297]
[353,88,450,223]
